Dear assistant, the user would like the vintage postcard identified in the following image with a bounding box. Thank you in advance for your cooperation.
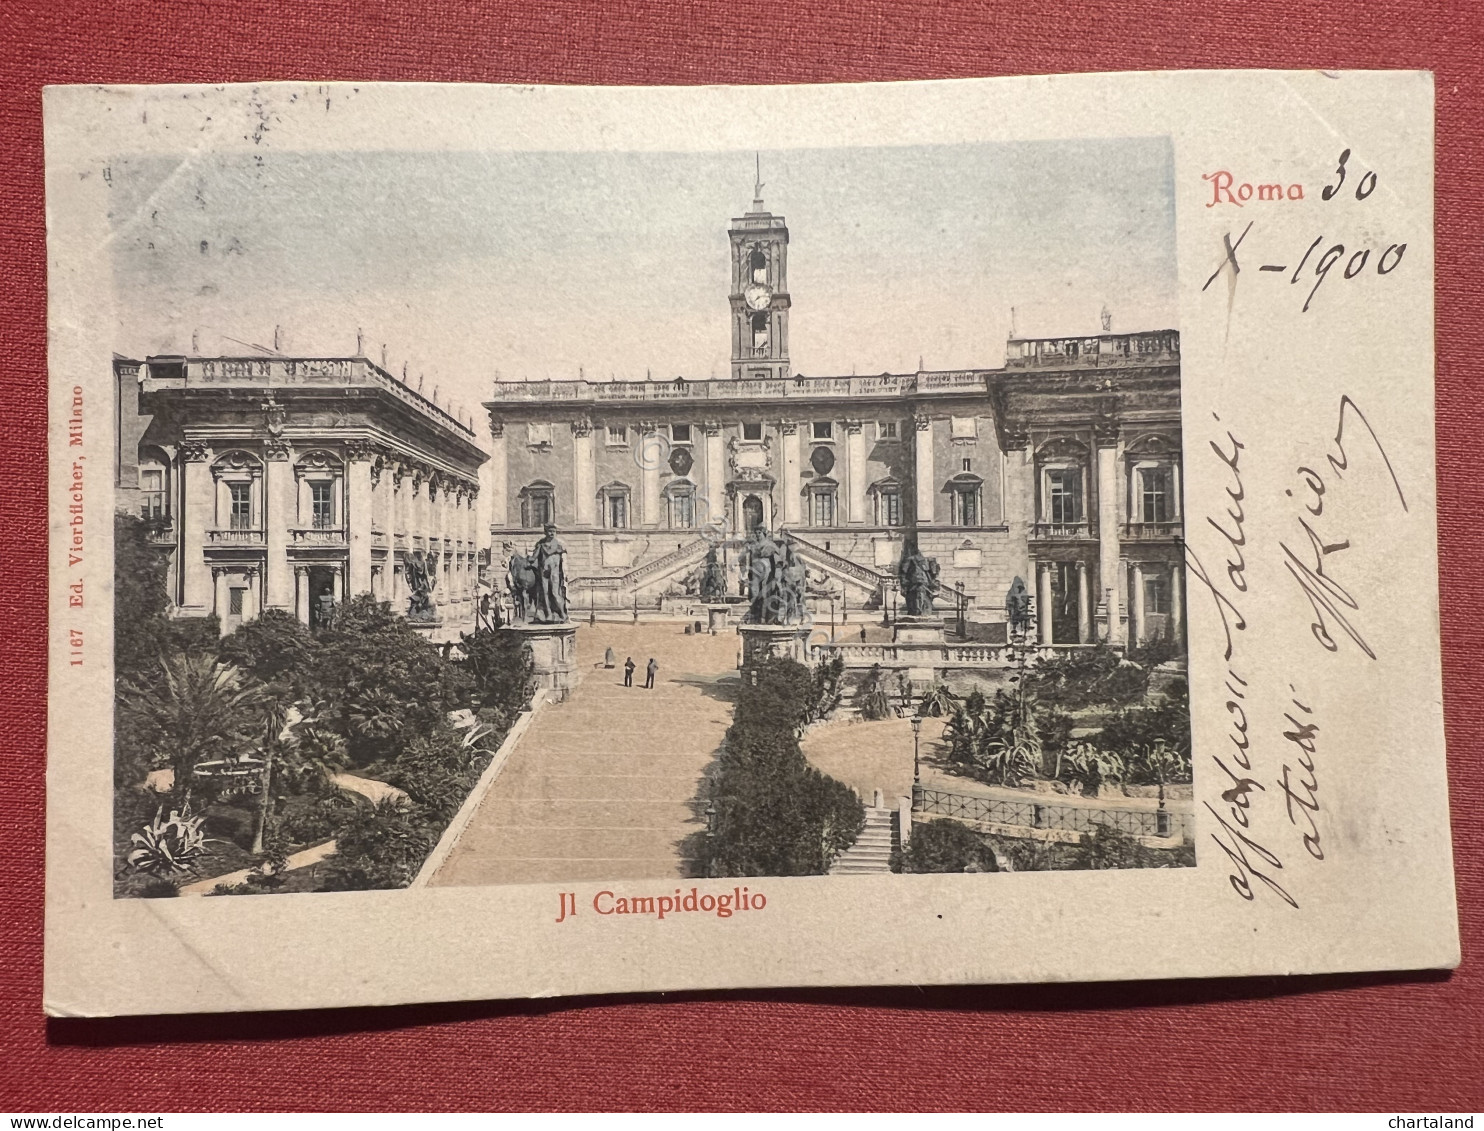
[43,72,1456,1016]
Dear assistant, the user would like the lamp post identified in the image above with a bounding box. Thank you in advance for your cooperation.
[911,714,922,789]
[829,596,836,642]
[955,580,966,639]
[705,799,718,878]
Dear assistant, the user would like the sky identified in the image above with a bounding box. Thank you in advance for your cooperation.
[108,138,1178,431]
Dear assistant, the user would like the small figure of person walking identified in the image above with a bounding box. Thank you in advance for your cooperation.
[604,646,616,669]
[623,656,635,687]
[644,657,658,690]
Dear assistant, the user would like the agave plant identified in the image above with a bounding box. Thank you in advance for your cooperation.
[126,802,208,875]
[1064,743,1127,794]
[917,683,957,718]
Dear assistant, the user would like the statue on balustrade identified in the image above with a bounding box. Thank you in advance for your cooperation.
[406,550,437,621]
[699,545,728,603]
[1005,576,1031,637]
[741,530,807,626]
[897,538,939,617]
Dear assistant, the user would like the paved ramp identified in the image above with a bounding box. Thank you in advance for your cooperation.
[427,623,738,886]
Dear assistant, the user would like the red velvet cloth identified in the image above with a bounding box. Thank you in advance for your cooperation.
[1,0,1479,1111]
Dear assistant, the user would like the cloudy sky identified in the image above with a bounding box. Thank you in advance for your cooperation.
[109,137,1177,428]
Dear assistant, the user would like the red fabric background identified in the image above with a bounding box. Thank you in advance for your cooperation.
[1,0,1480,1112]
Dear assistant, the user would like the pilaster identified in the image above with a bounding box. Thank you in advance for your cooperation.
[572,418,595,526]
[913,413,934,526]
[845,419,866,523]
[345,441,374,598]
[780,421,800,526]
[1095,430,1123,645]
[265,442,294,611]
[179,441,213,612]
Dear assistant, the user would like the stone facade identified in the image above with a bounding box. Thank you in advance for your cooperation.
[483,189,1186,649]
[114,354,487,638]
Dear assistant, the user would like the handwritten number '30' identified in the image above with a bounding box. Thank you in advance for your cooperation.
[1321,148,1378,203]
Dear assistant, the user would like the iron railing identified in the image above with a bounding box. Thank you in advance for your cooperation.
[913,784,1190,841]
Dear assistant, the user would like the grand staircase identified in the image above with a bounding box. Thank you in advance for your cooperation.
[570,537,710,610]
[828,805,895,874]
[785,533,888,608]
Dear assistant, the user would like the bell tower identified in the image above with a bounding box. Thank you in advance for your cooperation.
[729,157,791,381]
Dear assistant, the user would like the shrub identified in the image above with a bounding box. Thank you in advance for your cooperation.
[381,724,475,824]
[457,628,536,719]
[308,595,471,765]
[218,609,316,689]
[856,664,893,721]
[316,799,436,891]
[1025,644,1149,709]
[1100,680,1192,785]
[894,819,1000,873]
[1072,823,1192,870]
[736,657,814,732]
[705,657,865,876]
[807,653,846,723]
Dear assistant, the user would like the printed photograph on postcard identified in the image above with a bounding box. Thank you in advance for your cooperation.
[43,73,1457,1016]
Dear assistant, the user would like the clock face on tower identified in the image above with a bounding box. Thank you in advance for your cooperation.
[743,283,772,312]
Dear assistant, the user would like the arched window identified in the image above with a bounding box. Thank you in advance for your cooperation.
[294,450,343,530]
[1124,433,1181,530]
[751,312,769,353]
[869,477,903,527]
[598,482,631,530]
[1035,437,1090,535]
[945,472,983,527]
[749,243,767,285]
[518,480,556,529]
[809,478,838,527]
[665,479,697,529]
[212,450,264,531]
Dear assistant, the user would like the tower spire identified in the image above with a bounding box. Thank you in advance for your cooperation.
[752,152,765,210]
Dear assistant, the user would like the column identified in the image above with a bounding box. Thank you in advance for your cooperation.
[1130,561,1145,649]
[390,464,404,544]
[845,420,866,524]
[704,422,725,531]
[488,418,507,528]
[641,421,661,527]
[781,422,801,526]
[213,568,230,622]
[245,568,261,621]
[572,419,595,526]
[914,413,935,525]
[265,447,294,611]
[346,444,374,598]
[295,567,310,624]
[331,567,343,604]
[1096,436,1122,645]
[1077,560,1091,643]
[1037,562,1054,645]
[180,443,213,612]
[1169,563,1185,646]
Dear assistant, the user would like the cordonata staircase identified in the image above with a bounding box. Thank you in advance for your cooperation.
[828,801,895,875]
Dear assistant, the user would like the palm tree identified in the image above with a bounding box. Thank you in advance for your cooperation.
[120,652,269,799]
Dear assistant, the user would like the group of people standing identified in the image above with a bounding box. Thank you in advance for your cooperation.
[604,647,658,689]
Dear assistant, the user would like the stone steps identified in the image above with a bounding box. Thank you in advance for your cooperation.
[828,806,896,875]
